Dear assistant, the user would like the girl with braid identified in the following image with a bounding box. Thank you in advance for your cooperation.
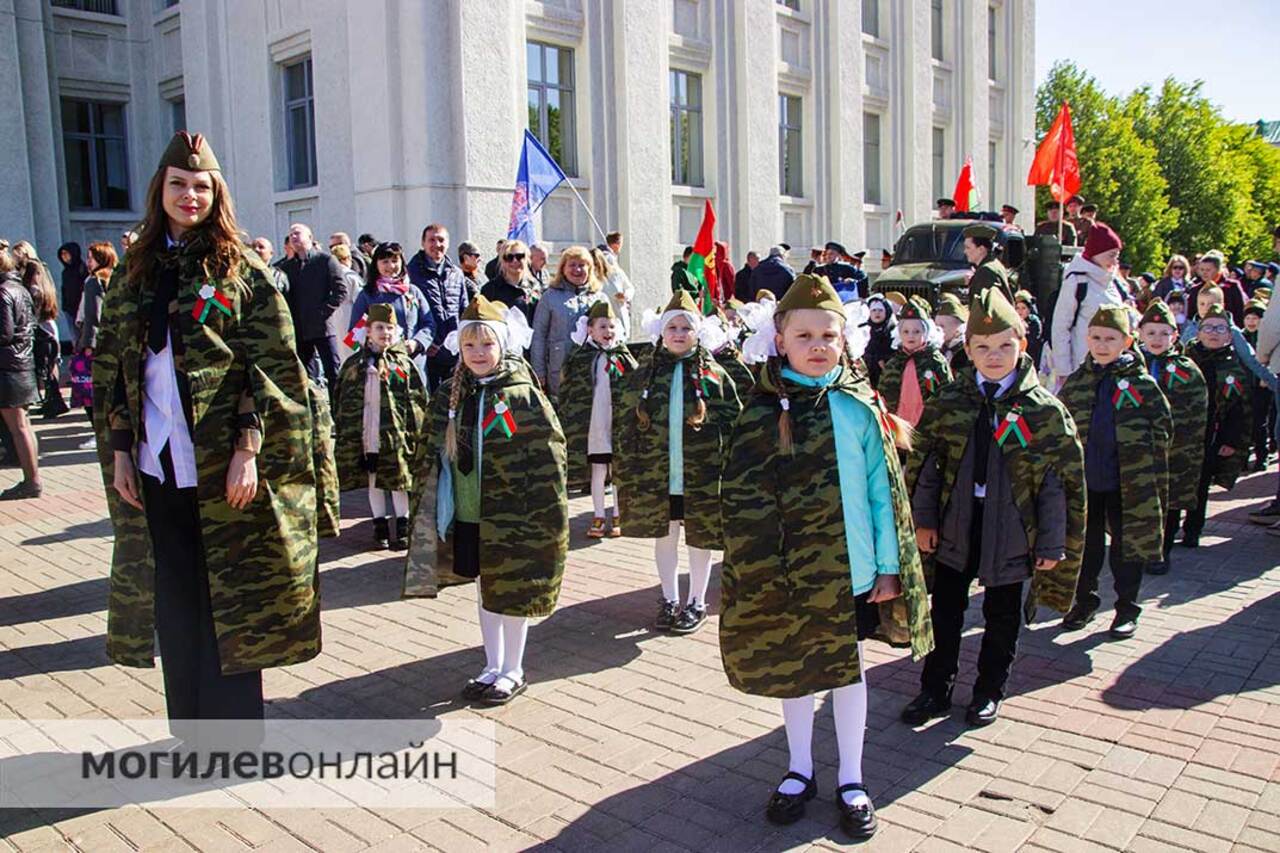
[719,274,931,838]
[614,291,741,635]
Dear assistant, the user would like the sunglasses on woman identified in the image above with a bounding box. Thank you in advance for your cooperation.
[503,253,526,262]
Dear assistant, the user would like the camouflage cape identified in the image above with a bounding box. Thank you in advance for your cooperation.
[877,345,953,414]
[613,344,742,546]
[1186,341,1253,490]
[555,341,638,491]
[718,360,933,698]
[968,259,1015,304]
[91,241,321,674]
[332,342,428,493]
[404,357,568,617]
[904,355,1087,618]
[712,342,755,395]
[1141,347,1208,510]
[1059,353,1173,564]
[308,378,341,539]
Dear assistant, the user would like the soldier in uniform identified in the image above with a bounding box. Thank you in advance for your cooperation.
[877,299,953,429]
[1137,299,1207,575]
[719,274,931,838]
[614,291,741,634]
[962,223,1015,304]
[404,295,567,705]
[903,289,1085,727]
[1181,303,1254,547]
[936,294,971,374]
[1000,204,1021,230]
[557,298,639,538]
[936,197,957,219]
[813,241,868,301]
[1059,307,1172,639]
[333,303,428,550]
[1033,201,1078,246]
[93,132,326,743]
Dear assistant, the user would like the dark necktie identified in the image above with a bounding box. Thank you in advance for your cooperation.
[147,264,181,354]
[973,381,1000,490]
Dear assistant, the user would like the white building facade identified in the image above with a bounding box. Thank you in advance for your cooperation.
[3,0,1035,310]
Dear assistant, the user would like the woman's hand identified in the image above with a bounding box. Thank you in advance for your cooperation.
[915,528,937,554]
[867,574,902,603]
[1034,557,1059,571]
[225,449,258,510]
[113,450,143,510]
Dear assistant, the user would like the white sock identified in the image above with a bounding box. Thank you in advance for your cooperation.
[391,490,409,517]
[499,615,529,683]
[779,694,815,794]
[686,547,712,609]
[367,474,386,518]
[591,463,608,517]
[832,646,870,806]
[655,522,681,603]
[476,601,503,683]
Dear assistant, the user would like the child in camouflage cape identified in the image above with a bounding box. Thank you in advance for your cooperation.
[556,298,638,537]
[935,293,970,375]
[903,288,1085,729]
[719,275,932,839]
[701,302,756,394]
[1137,299,1207,575]
[1059,306,1172,639]
[614,291,741,635]
[877,298,952,428]
[403,296,568,706]
[1182,303,1253,547]
[333,303,428,550]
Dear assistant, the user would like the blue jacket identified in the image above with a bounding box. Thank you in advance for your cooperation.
[349,285,436,362]
[407,251,471,361]
[747,255,796,302]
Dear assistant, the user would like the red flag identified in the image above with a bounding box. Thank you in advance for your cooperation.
[952,156,977,212]
[1027,102,1080,202]
[687,199,718,312]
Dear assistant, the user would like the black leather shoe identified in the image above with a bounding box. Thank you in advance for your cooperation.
[1060,605,1096,631]
[765,771,815,825]
[900,691,951,726]
[372,517,390,550]
[966,696,1001,727]
[836,783,878,839]
[1178,536,1199,549]
[1249,500,1280,524]
[654,599,679,631]
[1146,560,1170,576]
[670,604,708,634]
[1110,615,1138,640]
[391,516,410,551]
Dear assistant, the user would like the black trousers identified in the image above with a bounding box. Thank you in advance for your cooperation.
[1076,489,1142,620]
[1182,454,1216,544]
[920,501,1024,702]
[427,353,457,394]
[1251,388,1271,463]
[141,451,263,743]
[298,335,340,393]
[1162,510,1180,561]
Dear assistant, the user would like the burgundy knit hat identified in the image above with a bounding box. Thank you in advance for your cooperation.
[1083,222,1123,260]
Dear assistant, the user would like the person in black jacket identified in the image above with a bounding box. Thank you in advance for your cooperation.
[407,223,472,391]
[0,250,42,499]
[57,241,88,328]
[480,240,539,329]
[733,251,758,302]
[280,223,349,393]
[1014,291,1046,370]
[748,246,796,302]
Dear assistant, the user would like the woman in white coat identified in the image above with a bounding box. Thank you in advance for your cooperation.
[1049,221,1130,390]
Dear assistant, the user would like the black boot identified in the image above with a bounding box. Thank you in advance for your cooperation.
[391,517,410,551]
[372,517,390,550]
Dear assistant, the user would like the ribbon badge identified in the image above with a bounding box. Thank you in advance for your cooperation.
[343,317,368,351]
[192,283,232,324]
[1166,365,1192,388]
[1111,378,1144,410]
[698,366,721,398]
[871,390,895,438]
[607,355,628,380]
[391,364,409,384]
[1222,374,1242,400]
[482,393,518,438]
[922,369,938,394]
[994,405,1032,449]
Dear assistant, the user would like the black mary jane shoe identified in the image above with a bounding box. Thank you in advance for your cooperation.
[462,676,497,701]
[390,516,410,552]
[372,517,391,550]
[480,676,528,706]
[836,783,878,839]
[765,771,816,825]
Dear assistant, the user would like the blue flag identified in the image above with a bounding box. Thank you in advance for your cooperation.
[507,129,568,244]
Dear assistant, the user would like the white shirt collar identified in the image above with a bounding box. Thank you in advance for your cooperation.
[974,367,1019,399]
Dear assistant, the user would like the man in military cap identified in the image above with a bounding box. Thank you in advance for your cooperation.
[1000,205,1021,230]
[813,241,868,300]
[1034,201,1079,246]
[936,198,957,220]
[963,223,1014,304]
[903,288,1085,727]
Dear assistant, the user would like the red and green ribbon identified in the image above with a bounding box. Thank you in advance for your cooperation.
[344,317,367,351]
[994,406,1032,449]
[698,366,721,397]
[1111,383,1144,410]
[1165,365,1191,388]
[482,393,518,438]
[607,355,627,379]
[1222,376,1242,400]
[922,370,938,395]
[391,365,408,384]
[192,284,232,324]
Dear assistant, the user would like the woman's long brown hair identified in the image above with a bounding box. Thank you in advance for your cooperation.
[126,167,247,288]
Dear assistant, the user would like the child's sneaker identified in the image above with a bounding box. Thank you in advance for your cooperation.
[587,517,608,538]
[608,513,623,537]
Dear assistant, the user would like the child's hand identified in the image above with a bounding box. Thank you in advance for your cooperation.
[867,574,901,603]
[915,528,937,554]
[1219,445,1236,458]
[1034,557,1059,571]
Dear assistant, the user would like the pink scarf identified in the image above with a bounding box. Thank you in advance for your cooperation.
[376,276,409,295]
[897,356,926,427]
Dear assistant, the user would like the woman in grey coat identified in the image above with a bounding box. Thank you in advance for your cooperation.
[530,245,602,398]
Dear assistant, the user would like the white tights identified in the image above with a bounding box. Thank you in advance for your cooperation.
[777,643,870,806]
[590,463,615,517]
[654,521,713,608]
[476,598,530,687]
[367,474,408,519]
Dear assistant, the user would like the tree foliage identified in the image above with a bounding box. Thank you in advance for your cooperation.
[1034,62,1280,272]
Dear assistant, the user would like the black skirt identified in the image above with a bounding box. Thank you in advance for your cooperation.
[668,494,684,521]
[854,590,881,642]
[587,453,613,465]
[0,369,38,409]
[453,521,480,579]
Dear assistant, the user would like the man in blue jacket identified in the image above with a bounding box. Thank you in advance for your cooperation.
[407,223,471,391]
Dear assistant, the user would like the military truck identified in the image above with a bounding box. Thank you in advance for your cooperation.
[874,215,1079,317]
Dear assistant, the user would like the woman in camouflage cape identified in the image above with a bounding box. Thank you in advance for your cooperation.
[92,132,326,732]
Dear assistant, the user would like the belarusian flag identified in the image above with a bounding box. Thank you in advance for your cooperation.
[685,199,718,314]
[953,156,978,212]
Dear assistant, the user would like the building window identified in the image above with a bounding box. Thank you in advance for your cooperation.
[861,0,879,37]
[282,57,317,189]
[526,41,577,177]
[932,126,945,202]
[987,4,998,80]
[52,0,118,14]
[988,140,998,204]
[669,70,704,187]
[170,98,186,136]
[930,0,944,61]
[61,99,130,210]
[777,0,800,9]
[863,112,881,205]
[779,95,803,197]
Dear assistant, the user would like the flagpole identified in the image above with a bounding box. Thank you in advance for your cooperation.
[560,180,610,247]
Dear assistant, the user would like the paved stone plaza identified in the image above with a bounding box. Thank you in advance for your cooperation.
[3,416,1280,851]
